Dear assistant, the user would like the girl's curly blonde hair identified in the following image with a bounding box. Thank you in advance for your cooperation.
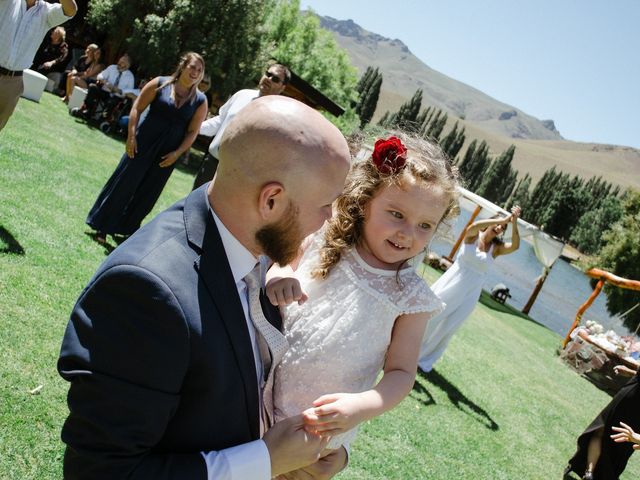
[311,132,461,279]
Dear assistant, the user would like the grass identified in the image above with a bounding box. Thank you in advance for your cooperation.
[1,93,639,479]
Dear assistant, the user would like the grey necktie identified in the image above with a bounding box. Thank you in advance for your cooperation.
[244,262,288,428]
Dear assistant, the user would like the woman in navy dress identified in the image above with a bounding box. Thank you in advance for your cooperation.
[87,52,208,243]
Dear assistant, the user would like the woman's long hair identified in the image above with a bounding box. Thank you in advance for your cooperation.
[312,132,461,280]
[158,52,205,107]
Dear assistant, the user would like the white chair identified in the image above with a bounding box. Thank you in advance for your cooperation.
[68,86,88,112]
[21,69,48,102]
[44,72,62,93]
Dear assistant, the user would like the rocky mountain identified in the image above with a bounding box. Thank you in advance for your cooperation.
[319,16,562,141]
[316,15,640,189]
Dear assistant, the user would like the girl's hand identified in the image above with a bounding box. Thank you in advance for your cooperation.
[159,151,179,168]
[611,422,640,447]
[302,393,366,436]
[511,205,522,220]
[266,277,308,306]
[126,137,137,158]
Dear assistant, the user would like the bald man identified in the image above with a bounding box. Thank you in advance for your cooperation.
[58,96,350,480]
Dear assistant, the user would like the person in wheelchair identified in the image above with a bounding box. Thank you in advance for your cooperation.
[74,53,134,121]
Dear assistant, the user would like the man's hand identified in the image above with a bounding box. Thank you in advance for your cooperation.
[281,447,348,479]
[263,415,330,477]
[266,276,308,306]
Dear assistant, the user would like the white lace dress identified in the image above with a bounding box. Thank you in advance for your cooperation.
[273,234,444,448]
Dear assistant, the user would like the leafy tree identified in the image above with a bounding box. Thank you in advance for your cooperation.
[570,195,623,254]
[264,2,359,132]
[87,0,269,97]
[598,190,640,330]
[541,175,588,240]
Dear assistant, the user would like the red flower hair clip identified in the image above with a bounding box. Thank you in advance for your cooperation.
[371,136,407,175]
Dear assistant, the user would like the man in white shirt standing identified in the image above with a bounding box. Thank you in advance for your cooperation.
[192,63,291,189]
[78,53,135,119]
[0,0,77,132]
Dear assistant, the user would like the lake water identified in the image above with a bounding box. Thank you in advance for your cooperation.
[430,208,630,337]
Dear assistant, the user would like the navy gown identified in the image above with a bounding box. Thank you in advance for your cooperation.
[87,77,205,236]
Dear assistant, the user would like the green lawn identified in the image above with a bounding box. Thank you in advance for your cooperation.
[1,93,638,479]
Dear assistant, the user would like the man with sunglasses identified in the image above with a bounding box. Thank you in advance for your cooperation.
[192,63,291,189]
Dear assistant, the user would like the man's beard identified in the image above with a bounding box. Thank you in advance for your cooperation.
[255,201,304,266]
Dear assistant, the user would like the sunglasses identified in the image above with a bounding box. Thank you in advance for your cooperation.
[264,70,283,84]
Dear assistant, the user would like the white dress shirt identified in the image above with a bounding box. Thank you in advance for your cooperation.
[199,201,272,480]
[0,0,73,71]
[199,89,260,158]
[97,64,135,94]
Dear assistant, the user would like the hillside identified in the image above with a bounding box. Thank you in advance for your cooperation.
[317,15,640,189]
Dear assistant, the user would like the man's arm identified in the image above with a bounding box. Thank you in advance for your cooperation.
[60,0,77,17]
[59,265,208,479]
[59,264,330,479]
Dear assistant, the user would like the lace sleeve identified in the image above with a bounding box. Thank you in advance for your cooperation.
[399,273,445,317]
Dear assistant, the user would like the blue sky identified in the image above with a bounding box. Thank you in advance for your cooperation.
[301,0,640,148]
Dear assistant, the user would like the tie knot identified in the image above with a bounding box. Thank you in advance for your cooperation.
[244,265,261,291]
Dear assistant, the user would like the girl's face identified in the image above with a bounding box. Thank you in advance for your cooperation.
[359,179,449,270]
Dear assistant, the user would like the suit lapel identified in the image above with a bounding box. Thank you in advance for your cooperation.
[186,186,260,439]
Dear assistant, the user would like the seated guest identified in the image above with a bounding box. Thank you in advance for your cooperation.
[79,53,134,118]
[61,44,104,102]
[32,26,69,87]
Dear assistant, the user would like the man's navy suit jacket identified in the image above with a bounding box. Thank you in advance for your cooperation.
[58,185,281,479]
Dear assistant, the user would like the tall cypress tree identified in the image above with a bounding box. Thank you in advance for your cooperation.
[440,122,459,157]
[377,111,391,126]
[356,66,375,95]
[393,89,423,131]
[465,141,491,191]
[439,121,465,160]
[476,145,517,204]
[457,139,477,179]
[356,72,382,128]
[414,107,429,128]
[527,167,561,225]
[449,124,466,160]
[507,173,531,213]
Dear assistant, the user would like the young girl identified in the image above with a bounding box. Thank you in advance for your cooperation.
[417,206,521,372]
[267,134,460,450]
